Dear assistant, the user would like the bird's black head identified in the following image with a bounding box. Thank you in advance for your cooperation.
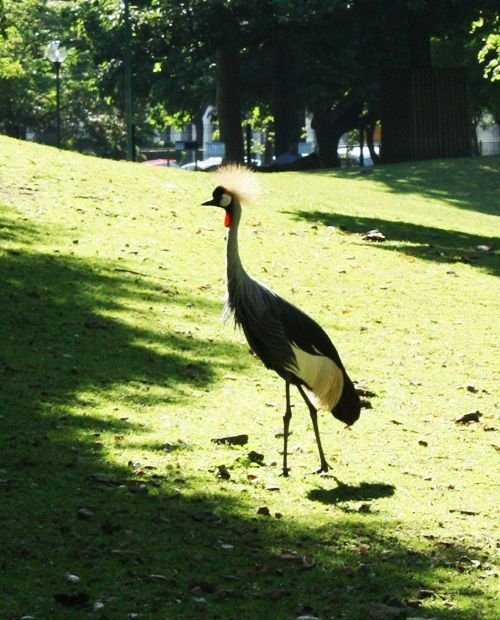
[332,376,361,426]
[202,186,235,227]
[201,186,233,208]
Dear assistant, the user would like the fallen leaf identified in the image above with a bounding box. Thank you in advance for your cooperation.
[211,434,249,446]
[368,602,409,619]
[301,555,315,569]
[363,229,386,242]
[77,507,95,520]
[455,411,482,424]
[248,450,265,464]
[266,589,291,601]
[449,508,480,516]
[415,589,445,601]
[83,317,114,330]
[189,580,215,594]
[54,592,90,608]
[432,539,454,547]
[457,555,481,569]
[296,606,321,620]
[101,520,121,535]
[110,549,141,556]
[124,480,148,494]
[277,550,301,561]
[216,464,231,480]
[188,510,221,524]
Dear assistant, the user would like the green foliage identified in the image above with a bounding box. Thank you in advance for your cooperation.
[432,6,500,121]
[0,0,54,132]
[472,13,500,82]
[0,0,133,155]
[0,0,499,158]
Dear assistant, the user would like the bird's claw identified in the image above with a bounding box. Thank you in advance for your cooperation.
[306,462,331,476]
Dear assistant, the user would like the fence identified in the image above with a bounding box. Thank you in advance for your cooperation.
[381,68,470,163]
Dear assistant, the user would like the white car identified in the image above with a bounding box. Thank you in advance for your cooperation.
[181,157,222,171]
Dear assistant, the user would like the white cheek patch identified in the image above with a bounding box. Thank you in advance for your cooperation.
[220,193,232,207]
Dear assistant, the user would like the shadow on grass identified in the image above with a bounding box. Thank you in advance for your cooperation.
[301,156,500,217]
[288,209,499,277]
[368,158,500,217]
[0,213,492,619]
[308,478,396,505]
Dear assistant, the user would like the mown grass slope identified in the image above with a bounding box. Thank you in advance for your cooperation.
[0,135,499,619]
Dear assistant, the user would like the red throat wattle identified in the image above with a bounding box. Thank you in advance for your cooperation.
[224,211,231,227]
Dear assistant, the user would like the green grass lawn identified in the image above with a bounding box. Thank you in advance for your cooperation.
[0,135,498,619]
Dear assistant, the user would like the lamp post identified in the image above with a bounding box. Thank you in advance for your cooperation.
[46,40,68,148]
[124,0,134,161]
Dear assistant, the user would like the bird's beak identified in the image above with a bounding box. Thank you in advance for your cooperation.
[201,198,218,206]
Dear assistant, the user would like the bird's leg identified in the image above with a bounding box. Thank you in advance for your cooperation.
[282,381,292,477]
[296,385,330,473]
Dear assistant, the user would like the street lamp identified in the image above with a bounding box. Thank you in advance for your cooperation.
[123,0,134,161]
[46,40,68,148]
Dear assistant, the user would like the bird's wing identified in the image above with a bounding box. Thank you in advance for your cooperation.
[231,279,344,381]
[277,297,345,369]
[277,298,348,411]
[230,282,297,377]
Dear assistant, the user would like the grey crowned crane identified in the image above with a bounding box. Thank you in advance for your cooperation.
[202,165,360,476]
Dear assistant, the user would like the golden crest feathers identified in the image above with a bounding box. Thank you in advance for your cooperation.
[213,164,261,205]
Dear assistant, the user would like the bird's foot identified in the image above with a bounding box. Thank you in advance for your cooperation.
[280,466,290,477]
[306,462,331,476]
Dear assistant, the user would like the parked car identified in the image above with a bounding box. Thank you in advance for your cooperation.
[338,145,379,166]
[181,157,222,171]
[142,158,179,167]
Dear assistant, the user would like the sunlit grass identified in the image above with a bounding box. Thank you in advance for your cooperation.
[0,135,498,618]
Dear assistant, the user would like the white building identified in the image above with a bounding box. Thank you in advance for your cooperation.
[476,113,500,156]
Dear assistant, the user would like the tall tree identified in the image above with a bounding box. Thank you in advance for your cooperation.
[3,0,497,165]
[216,47,244,163]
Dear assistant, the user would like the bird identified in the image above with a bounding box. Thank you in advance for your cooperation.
[202,165,361,476]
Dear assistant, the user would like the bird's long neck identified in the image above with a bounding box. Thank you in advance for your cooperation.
[225,198,249,301]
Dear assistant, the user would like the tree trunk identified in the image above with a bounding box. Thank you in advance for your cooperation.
[216,47,244,164]
[312,111,343,167]
[5,121,22,139]
[193,106,205,159]
[271,41,301,157]
[312,101,363,168]
[365,117,380,164]
[407,13,432,68]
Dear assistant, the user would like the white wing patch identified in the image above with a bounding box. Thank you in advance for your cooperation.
[286,344,344,411]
